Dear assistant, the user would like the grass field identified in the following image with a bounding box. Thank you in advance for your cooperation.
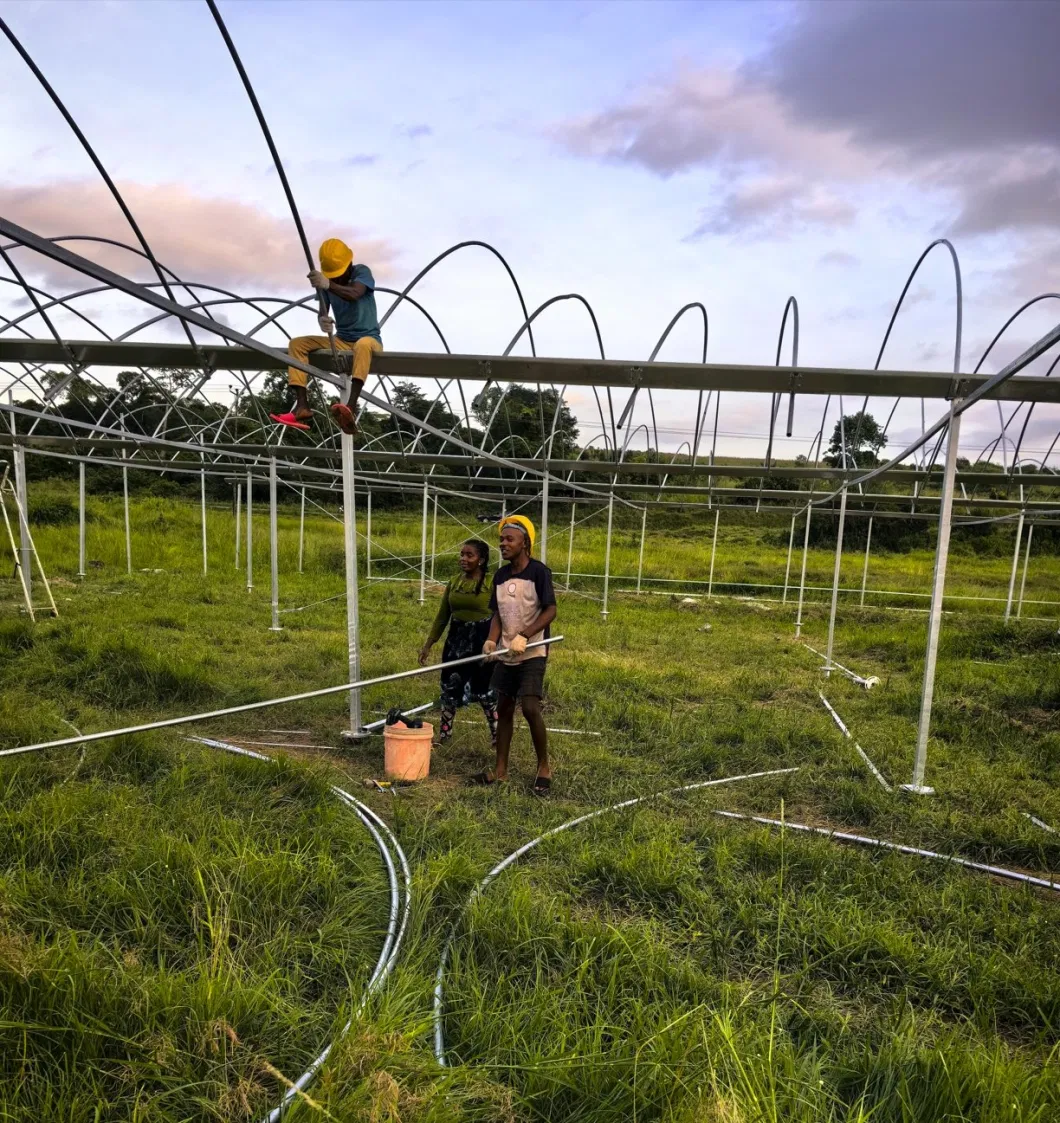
[0,481,1058,1121]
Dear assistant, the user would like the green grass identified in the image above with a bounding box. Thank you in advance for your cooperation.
[0,482,1057,1121]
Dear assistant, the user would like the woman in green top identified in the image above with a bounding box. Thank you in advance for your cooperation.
[418,538,499,745]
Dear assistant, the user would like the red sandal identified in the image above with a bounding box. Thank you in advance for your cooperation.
[330,402,359,435]
[269,411,311,431]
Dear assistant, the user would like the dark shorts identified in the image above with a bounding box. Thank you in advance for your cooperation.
[491,657,547,699]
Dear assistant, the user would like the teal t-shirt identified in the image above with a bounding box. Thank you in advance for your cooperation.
[325,263,381,343]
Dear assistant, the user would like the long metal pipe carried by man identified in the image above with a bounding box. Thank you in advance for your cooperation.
[0,637,564,758]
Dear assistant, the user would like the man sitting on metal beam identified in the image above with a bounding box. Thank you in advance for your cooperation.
[270,238,383,435]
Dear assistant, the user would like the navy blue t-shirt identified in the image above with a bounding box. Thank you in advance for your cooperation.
[325,263,381,343]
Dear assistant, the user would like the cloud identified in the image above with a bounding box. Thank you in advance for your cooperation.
[818,251,859,268]
[342,153,379,167]
[399,124,432,139]
[555,65,872,179]
[684,177,856,241]
[764,1,1059,159]
[950,160,1060,236]
[0,179,399,291]
[554,2,1059,249]
[904,285,934,309]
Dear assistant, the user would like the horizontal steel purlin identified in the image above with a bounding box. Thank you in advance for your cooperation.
[1,435,1056,490]
[2,337,1060,402]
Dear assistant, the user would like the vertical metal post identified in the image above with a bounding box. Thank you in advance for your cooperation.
[297,487,306,574]
[0,477,34,620]
[245,470,253,592]
[859,516,873,607]
[77,461,86,579]
[10,403,31,601]
[13,445,31,599]
[906,402,962,795]
[565,502,575,588]
[419,480,429,605]
[795,507,812,637]
[601,492,614,619]
[1016,524,1034,620]
[1004,507,1025,621]
[429,490,439,580]
[121,442,131,575]
[540,471,549,565]
[234,483,242,570]
[366,490,372,579]
[200,462,208,576]
[781,514,795,604]
[268,457,281,631]
[636,505,647,594]
[341,432,362,735]
[823,486,849,676]
[706,508,720,599]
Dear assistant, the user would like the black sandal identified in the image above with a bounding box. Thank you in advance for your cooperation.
[469,770,504,786]
[532,775,552,796]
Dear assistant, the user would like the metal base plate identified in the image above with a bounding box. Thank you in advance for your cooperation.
[900,783,935,795]
[339,728,372,743]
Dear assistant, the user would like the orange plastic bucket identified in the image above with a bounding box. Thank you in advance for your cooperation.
[383,722,433,782]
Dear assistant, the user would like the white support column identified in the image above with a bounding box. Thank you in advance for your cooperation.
[340,432,363,736]
[245,470,253,592]
[706,508,720,599]
[859,516,873,607]
[540,471,549,565]
[1016,524,1034,620]
[366,490,372,579]
[1004,507,1025,621]
[601,491,614,619]
[781,514,795,604]
[0,475,34,620]
[429,490,439,580]
[234,483,242,571]
[795,507,813,637]
[419,480,429,605]
[297,487,306,574]
[823,486,849,676]
[906,402,962,796]
[77,461,86,579]
[565,502,575,588]
[200,462,208,576]
[13,446,31,599]
[268,457,281,632]
[121,443,131,575]
[636,505,647,594]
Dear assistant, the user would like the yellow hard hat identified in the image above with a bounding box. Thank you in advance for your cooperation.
[498,514,535,553]
[319,238,354,278]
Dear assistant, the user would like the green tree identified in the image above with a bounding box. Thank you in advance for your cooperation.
[471,385,579,458]
[826,411,886,468]
[357,381,468,453]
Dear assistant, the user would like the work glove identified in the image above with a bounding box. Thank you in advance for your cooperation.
[507,634,528,657]
[308,269,330,290]
[318,313,335,333]
[481,639,497,661]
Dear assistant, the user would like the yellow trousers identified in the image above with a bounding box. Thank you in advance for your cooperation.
[287,335,382,388]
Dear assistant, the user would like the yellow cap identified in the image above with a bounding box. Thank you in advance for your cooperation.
[319,238,354,278]
[499,514,535,553]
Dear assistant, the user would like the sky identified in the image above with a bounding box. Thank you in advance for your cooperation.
[1,0,1058,466]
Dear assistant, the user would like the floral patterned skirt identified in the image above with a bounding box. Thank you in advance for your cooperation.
[440,617,496,709]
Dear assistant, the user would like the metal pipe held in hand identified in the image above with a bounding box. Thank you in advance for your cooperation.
[1,636,564,759]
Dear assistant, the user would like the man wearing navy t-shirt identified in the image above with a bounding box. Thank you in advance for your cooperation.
[474,515,557,794]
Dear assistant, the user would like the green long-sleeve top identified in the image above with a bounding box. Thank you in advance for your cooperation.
[425,573,493,646]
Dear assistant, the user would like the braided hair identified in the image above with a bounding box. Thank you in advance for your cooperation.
[464,538,491,594]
